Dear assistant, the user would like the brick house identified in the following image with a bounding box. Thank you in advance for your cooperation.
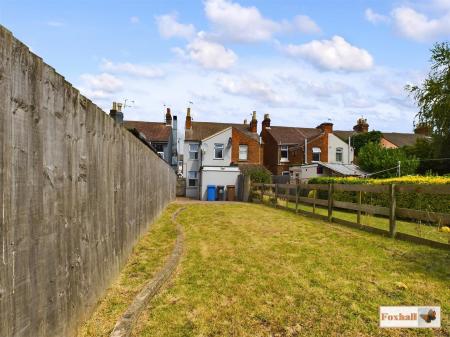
[334,118,430,150]
[260,114,353,176]
[183,109,263,200]
[123,107,178,170]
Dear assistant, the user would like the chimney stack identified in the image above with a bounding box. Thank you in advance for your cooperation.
[243,119,248,125]
[165,107,172,126]
[110,102,124,124]
[414,122,431,136]
[249,111,257,133]
[317,122,333,134]
[353,117,369,133]
[185,107,192,130]
[262,113,271,131]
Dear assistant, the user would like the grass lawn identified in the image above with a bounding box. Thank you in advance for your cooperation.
[77,204,180,337]
[121,203,449,337]
[263,195,449,244]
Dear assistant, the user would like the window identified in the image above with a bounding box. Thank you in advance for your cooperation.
[336,147,343,162]
[188,171,198,187]
[312,147,321,162]
[189,144,199,160]
[214,143,224,159]
[280,145,289,162]
[157,152,165,160]
[239,145,248,160]
[282,171,290,176]
[153,143,164,152]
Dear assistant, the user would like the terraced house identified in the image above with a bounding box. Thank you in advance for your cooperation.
[260,114,355,178]
[183,109,263,200]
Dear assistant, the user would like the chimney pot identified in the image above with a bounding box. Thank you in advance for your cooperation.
[353,117,369,133]
[110,101,124,124]
[262,113,271,131]
[249,111,257,133]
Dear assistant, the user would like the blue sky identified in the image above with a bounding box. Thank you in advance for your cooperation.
[1,0,449,132]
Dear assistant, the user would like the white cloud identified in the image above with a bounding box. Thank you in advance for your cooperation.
[79,73,123,99]
[156,13,196,39]
[391,6,450,42]
[283,36,374,71]
[100,59,165,78]
[46,21,64,27]
[204,0,320,42]
[185,37,237,70]
[365,8,389,24]
[130,16,140,24]
[293,15,321,34]
[218,76,286,105]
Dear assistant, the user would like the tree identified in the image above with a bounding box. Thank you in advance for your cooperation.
[406,42,450,174]
[351,131,382,155]
[358,142,418,178]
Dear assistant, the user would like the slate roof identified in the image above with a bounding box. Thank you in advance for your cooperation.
[184,121,259,141]
[334,130,427,148]
[264,126,322,144]
[124,121,171,143]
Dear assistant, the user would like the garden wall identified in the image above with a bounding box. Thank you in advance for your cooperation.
[0,26,176,337]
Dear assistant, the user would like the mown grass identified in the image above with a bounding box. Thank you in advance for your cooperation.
[77,204,181,337]
[264,195,449,244]
[131,203,449,337]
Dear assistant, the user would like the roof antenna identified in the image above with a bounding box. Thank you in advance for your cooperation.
[123,99,135,109]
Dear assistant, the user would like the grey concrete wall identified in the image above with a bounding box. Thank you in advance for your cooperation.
[0,26,176,337]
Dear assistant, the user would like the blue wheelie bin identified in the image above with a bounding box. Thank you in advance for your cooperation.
[207,185,216,201]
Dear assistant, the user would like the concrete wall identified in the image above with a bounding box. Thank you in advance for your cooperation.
[0,26,176,337]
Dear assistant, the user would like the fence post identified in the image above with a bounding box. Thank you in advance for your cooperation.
[313,189,316,214]
[286,186,289,208]
[389,184,397,238]
[295,185,299,213]
[327,183,333,222]
[357,189,362,225]
[261,183,265,203]
[275,184,278,207]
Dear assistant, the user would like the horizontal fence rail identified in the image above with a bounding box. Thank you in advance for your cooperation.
[251,182,450,250]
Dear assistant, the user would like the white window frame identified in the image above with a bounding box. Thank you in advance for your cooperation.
[188,171,198,187]
[336,147,343,162]
[239,144,248,161]
[157,151,165,160]
[280,145,289,162]
[189,144,199,160]
[312,147,321,162]
[214,143,224,160]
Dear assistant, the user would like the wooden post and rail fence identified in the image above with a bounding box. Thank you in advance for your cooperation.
[251,182,450,250]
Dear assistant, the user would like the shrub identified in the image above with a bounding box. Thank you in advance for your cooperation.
[240,164,271,183]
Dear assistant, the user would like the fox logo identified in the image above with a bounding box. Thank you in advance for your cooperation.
[420,309,437,323]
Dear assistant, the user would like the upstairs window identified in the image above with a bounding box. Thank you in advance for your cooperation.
[280,145,289,162]
[214,143,224,159]
[312,147,321,162]
[188,171,198,187]
[239,145,248,160]
[336,147,343,162]
[189,144,199,160]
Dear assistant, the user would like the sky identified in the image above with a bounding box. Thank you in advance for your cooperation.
[1,0,450,133]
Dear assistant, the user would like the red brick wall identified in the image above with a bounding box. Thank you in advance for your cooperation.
[231,128,262,164]
[289,134,328,164]
[261,128,280,174]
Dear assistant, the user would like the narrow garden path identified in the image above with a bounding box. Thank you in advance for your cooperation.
[109,207,186,337]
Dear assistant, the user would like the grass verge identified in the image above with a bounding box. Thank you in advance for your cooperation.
[77,204,180,337]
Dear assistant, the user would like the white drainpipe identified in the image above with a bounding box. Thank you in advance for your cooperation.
[304,138,308,164]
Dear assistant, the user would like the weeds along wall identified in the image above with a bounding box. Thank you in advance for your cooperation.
[0,26,176,337]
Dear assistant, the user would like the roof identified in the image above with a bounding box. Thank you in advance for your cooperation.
[185,121,259,141]
[318,162,367,176]
[334,130,427,148]
[381,133,427,148]
[264,126,322,144]
[124,120,171,143]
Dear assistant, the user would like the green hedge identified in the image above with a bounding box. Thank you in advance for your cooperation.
[308,176,450,215]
